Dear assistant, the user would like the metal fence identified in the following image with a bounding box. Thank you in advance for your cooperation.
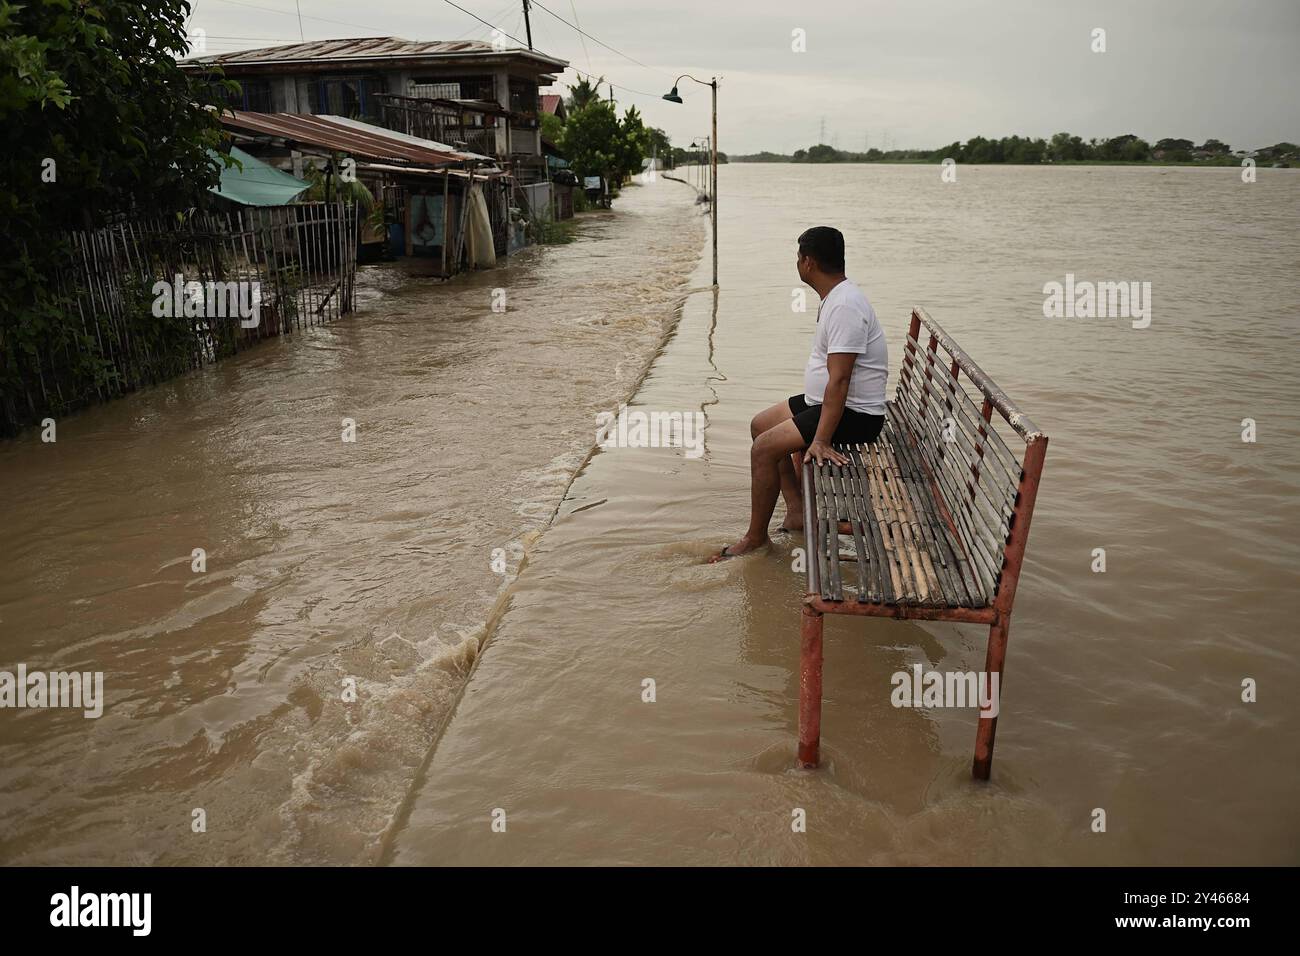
[5,203,359,432]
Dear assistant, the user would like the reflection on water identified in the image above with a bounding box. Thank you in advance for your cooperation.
[387,164,1300,865]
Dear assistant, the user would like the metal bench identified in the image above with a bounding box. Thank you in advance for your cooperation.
[797,307,1049,779]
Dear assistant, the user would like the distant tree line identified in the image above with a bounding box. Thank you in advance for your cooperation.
[732,135,1298,167]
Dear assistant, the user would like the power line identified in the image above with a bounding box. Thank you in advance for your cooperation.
[567,0,592,72]
[529,0,672,79]
[438,0,663,99]
[205,0,378,33]
[201,0,666,102]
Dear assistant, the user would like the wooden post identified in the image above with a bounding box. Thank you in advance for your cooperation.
[440,171,450,269]
[798,604,825,768]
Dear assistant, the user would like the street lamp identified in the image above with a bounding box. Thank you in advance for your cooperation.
[663,74,718,286]
[689,137,710,199]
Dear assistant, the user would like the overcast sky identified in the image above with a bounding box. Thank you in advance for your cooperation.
[189,0,1300,153]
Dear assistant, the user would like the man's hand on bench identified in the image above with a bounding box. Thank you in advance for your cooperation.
[804,439,849,467]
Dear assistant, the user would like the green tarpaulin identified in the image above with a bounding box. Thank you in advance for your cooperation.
[209,146,310,207]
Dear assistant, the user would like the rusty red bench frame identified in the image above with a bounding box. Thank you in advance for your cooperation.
[797,307,1049,779]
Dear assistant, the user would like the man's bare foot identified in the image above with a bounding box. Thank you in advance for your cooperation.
[708,533,769,562]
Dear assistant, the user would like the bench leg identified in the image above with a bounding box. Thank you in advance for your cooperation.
[797,604,824,768]
[972,616,1010,780]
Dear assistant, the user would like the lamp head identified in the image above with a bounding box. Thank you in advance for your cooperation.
[662,86,683,103]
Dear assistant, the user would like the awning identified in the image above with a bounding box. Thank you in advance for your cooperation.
[219,110,475,169]
[209,146,311,206]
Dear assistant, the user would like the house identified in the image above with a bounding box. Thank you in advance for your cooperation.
[182,37,568,184]
[540,94,567,121]
[215,109,514,273]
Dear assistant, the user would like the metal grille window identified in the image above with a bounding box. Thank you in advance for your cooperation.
[508,78,537,115]
[316,76,386,119]
[410,75,496,102]
[222,78,272,112]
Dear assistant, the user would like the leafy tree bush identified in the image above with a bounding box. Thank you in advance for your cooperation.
[0,0,229,432]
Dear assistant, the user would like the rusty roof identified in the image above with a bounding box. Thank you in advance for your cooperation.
[218,110,479,169]
[183,37,567,71]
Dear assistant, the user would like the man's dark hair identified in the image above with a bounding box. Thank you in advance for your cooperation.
[797,226,845,274]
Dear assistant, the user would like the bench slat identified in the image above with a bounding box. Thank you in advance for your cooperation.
[892,389,1014,556]
[812,464,837,600]
[902,334,1023,480]
[831,462,874,602]
[882,427,972,607]
[895,365,1020,517]
[843,447,891,603]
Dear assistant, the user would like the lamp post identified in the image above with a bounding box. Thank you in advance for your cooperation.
[663,74,718,286]
[689,137,710,201]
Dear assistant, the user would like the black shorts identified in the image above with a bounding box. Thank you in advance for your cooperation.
[788,394,885,447]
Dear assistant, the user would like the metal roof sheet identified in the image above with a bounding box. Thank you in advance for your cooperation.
[219,111,479,169]
[183,36,567,70]
[321,115,495,162]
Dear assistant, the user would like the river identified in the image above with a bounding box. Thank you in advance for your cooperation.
[3,164,1297,865]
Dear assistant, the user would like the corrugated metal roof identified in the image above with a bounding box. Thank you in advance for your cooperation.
[184,36,566,70]
[322,115,494,162]
[219,110,479,169]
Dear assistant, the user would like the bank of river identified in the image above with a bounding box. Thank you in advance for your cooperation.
[387,163,1299,865]
[0,176,706,864]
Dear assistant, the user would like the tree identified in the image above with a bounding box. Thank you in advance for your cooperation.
[1049,132,1087,161]
[1,0,227,231]
[539,110,564,143]
[645,126,672,165]
[611,105,651,182]
[1,0,230,429]
[557,99,620,180]
[1099,134,1150,162]
[805,143,842,162]
[566,75,605,111]
[1153,137,1193,161]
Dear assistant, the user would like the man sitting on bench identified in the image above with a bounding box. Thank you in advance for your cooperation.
[711,226,889,561]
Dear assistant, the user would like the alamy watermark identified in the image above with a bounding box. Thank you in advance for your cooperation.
[152,275,261,328]
[50,886,150,936]
[1042,273,1151,328]
[596,404,705,459]
[891,663,999,718]
[0,665,104,718]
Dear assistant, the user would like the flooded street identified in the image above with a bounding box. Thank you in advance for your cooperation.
[389,164,1299,865]
[3,165,1297,866]
[0,178,704,864]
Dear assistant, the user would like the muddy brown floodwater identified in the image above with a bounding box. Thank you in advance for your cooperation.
[3,165,1297,866]
[0,177,704,864]
[388,164,1298,866]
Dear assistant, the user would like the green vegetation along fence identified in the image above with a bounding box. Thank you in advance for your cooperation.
[2,202,359,435]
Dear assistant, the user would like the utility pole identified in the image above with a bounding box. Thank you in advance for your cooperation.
[711,77,717,287]
[819,116,826,145]
[522,0,533,50]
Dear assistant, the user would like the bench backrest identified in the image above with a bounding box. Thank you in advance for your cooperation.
[892,308,1049,613]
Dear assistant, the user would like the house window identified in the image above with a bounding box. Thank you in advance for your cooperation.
[508,78,537,115]
[222,77,272,112]
[316,76,386,119]
[410,74,496,102]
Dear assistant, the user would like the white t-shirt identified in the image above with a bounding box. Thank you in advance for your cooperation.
[803,279,888,415]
